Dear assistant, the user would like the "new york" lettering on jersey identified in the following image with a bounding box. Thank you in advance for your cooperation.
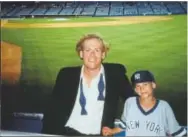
[124,120,162,135]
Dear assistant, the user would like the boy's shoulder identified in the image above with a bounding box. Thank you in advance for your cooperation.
[158,99,171,108]
[158,99,168,104]
[126,96,137,103]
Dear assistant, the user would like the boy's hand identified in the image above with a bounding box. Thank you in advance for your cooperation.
[102,127,113,136]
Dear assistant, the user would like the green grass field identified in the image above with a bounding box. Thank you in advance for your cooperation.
[1,15,187,125]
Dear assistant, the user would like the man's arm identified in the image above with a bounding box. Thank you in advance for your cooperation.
[111,63,135,119]
[42,68,65,135]
[117,64,135,102]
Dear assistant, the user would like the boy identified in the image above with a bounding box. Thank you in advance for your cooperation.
[102,70,187,136]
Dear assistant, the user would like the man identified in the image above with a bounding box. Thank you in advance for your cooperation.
[42,34,134,136]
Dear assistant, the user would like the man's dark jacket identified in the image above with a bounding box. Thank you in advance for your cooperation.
[42,63,134,135]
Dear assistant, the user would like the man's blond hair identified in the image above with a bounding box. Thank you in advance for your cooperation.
[76,33,109,56]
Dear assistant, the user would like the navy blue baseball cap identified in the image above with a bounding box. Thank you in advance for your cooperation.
[131,70,155,85]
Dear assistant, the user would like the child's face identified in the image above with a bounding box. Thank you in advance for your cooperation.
[134,82,156,98]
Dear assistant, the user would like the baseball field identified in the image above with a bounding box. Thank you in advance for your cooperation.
[1,15,187,125]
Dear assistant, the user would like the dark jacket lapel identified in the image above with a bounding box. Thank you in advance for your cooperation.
[65,66,82,119]
[100,64,114,133]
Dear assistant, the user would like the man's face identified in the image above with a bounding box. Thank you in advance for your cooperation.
[135,82,156,99]
[79,38,105,70]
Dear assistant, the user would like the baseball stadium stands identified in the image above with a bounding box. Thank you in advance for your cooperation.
[1,1,187,18]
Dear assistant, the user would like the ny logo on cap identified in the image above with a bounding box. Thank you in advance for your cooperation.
[135,73,140,80]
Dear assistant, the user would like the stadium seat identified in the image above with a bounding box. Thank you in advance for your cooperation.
[9,112,43,133]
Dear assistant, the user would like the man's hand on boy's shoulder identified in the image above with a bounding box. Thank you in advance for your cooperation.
[102,126,123,136]
[102,126,113,136]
